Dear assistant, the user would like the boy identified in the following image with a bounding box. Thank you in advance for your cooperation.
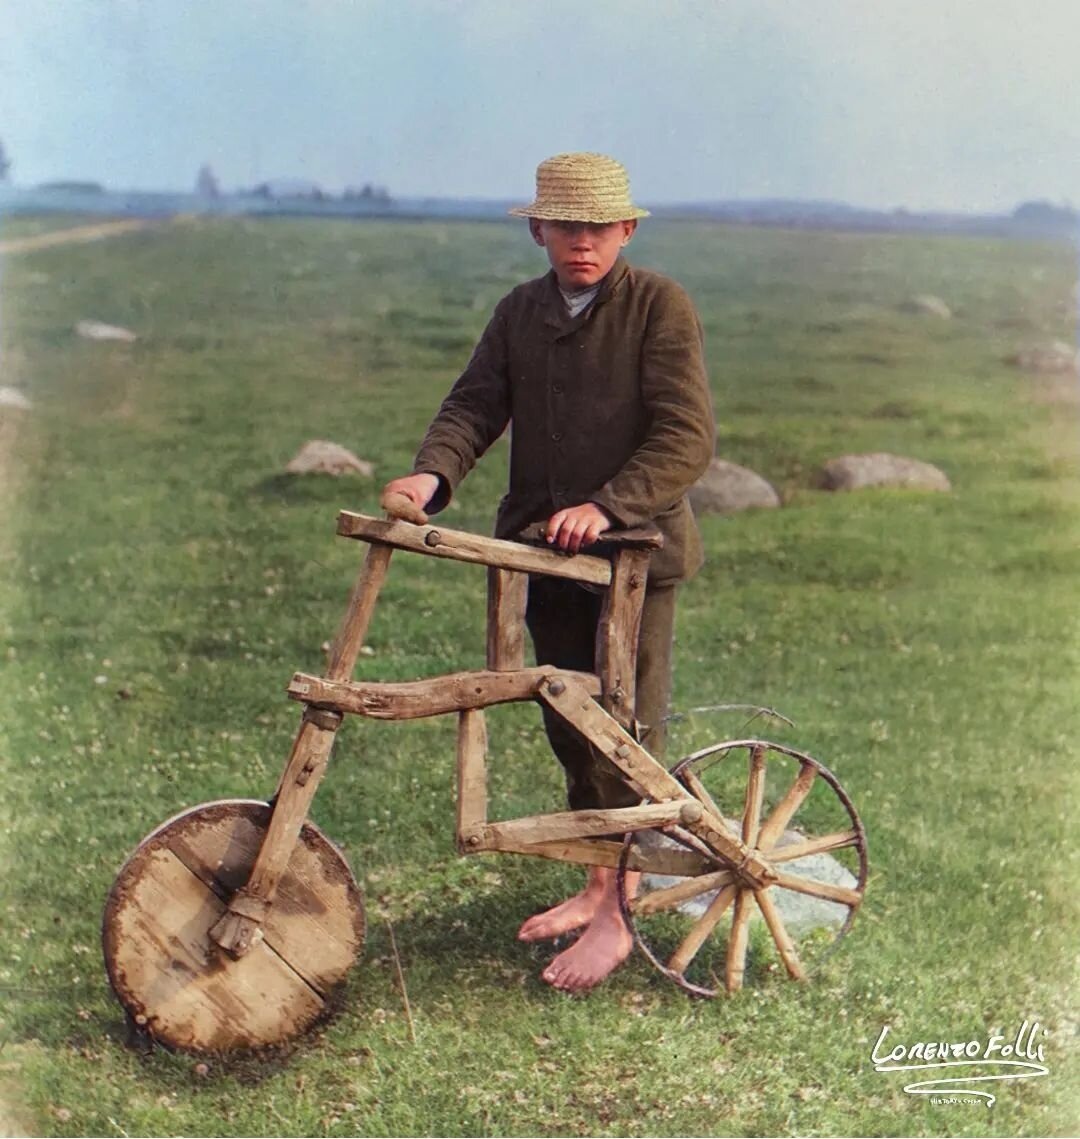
[382,152,714,991]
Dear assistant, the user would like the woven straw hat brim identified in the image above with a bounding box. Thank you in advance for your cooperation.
[508,152,650,223]
[508,203,650,222]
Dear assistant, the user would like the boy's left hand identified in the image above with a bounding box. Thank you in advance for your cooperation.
[545,503,613,554]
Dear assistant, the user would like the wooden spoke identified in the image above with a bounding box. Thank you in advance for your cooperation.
[742,744,767,846]
[622,738,867,997]
[725,889,753,993]
[756,762,817,851]
[679,766,725,824]
[767,829,860,864]
[754,888,806,981]
[772,870,862,909]
[630,869,735,917]
[667,883,737,977]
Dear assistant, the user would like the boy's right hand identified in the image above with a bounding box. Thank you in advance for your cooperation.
[380,473,441,524]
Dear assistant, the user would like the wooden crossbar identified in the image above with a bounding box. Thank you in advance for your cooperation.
[288,667,602,720]
[336,512,613,585]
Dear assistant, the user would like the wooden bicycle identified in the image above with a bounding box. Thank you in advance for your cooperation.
[103,500,868,1052]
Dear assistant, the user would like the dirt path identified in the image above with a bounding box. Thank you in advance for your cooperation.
[0,217,162,255]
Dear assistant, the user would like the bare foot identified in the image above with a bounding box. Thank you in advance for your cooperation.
[517,884,603,942]
[541,907,634,992]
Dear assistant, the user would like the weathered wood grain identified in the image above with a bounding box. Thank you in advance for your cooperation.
[486,567,528,670]
[595,548,649,729]
[288,666,602,720]
[456,709,488,843]
[336,512,613,585]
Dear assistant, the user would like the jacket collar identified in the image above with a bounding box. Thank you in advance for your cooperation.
[538,256,631,334]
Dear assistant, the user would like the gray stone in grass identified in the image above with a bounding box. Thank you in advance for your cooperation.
[0,387,31,410]
[818,452,950,493]
[901,295,952,319]
[642,825,856,933]
[688,458,781,515]
[1006,340,1078,375]
[75,319,138,342]
[285,440,375,477]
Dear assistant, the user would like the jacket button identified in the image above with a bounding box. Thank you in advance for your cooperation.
[551,432,563,442]
[552,384,564,394]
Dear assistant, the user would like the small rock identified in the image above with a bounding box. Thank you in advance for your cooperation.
[0,386,31,410]
[285,440,374,477]
[75,319,138,342]
[818,453,950,493]
[1006,340,1078,375]
[901,295,952,319]
[688,458,781,515]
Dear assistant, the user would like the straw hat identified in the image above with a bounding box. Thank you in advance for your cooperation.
[508,152,650,223]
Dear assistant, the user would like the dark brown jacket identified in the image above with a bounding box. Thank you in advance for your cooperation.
[413,256,715,584]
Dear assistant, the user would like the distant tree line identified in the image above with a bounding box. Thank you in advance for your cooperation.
[1012,200,1077,228]
[193,163,391,205]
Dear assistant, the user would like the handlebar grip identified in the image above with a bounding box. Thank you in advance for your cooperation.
[380,490,429,526]
[515,521,664,551]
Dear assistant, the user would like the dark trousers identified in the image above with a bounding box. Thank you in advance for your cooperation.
[525,577,677,811]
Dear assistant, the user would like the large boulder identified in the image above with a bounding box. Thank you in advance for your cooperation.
[689,458,781,515]
[818,452,950,492]
[285,440,374,477]
[1006,340,1078,375]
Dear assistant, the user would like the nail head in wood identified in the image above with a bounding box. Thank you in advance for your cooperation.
[424,529,441,547]
[547,678,566,697]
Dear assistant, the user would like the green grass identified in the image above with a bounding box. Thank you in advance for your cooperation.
[0,217,1077,1137]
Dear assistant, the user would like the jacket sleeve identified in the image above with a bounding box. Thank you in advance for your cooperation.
[590,282,715,527]
[411,299,512,513]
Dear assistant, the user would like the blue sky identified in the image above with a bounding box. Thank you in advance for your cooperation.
[2,0,1078,213]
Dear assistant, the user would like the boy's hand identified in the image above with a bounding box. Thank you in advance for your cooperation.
[546,503,613,554]
[380,473,440,522]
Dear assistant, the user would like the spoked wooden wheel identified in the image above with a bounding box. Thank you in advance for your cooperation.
[102,800,364,1052]
[617,740,867,997]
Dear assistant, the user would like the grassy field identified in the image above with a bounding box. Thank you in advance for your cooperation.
[0,215,1077,1137]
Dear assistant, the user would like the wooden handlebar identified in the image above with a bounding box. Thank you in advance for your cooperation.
[380,489,429,526]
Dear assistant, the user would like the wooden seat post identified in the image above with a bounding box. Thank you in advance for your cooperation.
[595,547,651,732]
[486,567,528,670]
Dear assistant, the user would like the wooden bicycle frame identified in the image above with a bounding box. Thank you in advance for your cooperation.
[209,511,777,957]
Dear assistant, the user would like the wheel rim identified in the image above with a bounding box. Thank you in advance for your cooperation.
[102,799,365,1051]
[617,740,868,997]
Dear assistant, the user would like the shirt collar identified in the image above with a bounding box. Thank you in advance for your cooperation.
[539,256,630,331]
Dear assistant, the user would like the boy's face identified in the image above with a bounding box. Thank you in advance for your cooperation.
[529,219,637,290]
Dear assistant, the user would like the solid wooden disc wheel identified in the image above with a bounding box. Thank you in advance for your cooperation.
[617,740,867,997]
[102,800,364,1052]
